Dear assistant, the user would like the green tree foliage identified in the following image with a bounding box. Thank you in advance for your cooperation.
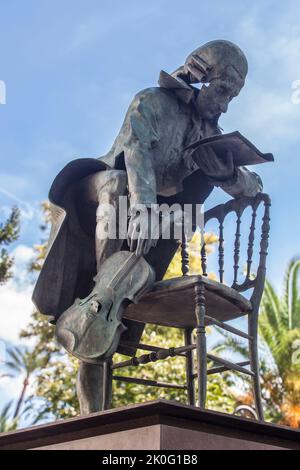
[0,206,22,431]
[0,207,20,284]
[259,257,300,427]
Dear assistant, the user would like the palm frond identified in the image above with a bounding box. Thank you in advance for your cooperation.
[260,281,284,334]
[0,401,12,419]
[295,299,300,328]
[212,336,248,359]
[290,258,300,329]
[6,346,24,371]
[4,361,22,374]
[283,258,297,311]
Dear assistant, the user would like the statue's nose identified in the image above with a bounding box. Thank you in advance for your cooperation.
[220,102,228,113]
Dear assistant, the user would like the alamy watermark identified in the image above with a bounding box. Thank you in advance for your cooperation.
[96,197,204,243]
[292,339,300,366]
[0,80,6,104]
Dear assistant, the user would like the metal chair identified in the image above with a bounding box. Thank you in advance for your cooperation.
[110,192,271,420]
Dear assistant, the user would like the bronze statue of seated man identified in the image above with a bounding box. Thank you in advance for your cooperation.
[32,40,263,414]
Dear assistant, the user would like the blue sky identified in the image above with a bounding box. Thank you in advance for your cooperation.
[0,0,300,413]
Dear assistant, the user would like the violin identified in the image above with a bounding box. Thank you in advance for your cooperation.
[55,251,155,363]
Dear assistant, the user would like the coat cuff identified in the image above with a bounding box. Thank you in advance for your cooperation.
[206,168,238,187]
[207,167,263,198]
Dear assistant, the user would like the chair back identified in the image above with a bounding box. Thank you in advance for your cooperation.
[180,193,271,310]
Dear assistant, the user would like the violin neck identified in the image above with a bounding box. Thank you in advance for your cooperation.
[108,253,139,290]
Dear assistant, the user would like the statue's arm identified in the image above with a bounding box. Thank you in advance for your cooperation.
[210,166,263,198]
[191,144,263,198]
[124,92,159,211]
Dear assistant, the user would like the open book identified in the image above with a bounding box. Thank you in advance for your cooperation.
[184,131,274,167]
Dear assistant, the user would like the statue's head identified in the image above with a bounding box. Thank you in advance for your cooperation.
[173,40,248,120]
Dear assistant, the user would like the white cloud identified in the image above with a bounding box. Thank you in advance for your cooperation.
[0,244,36,343]
[0,245,40,414]
[0,284,33,343]
[11,245,35,266]
[8,244,36,289]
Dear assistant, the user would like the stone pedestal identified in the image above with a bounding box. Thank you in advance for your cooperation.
[0,400,299,450]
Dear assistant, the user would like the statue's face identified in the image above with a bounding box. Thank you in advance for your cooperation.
[196,78,242,120]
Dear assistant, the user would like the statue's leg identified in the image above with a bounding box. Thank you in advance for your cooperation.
[76,174,194,413]
[76,169,127,414]
[77,360,112,414]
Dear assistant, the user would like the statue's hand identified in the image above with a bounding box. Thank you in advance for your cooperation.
[127,208,158,257]
[193,146,234,181]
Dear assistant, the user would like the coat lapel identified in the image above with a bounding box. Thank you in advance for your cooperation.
[158,70,197,105]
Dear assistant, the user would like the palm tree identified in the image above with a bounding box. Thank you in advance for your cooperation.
[213,257,300,427]
[0,402,19,433]
[5,346,45,419]
[258,257,300,426]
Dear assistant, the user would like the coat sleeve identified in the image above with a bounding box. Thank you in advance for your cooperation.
[123,91,160,211]
[207,166,263,198]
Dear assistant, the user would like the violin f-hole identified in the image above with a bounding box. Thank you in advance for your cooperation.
[90,300,102,314]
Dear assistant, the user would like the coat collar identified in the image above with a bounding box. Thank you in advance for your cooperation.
[158,70,198,105]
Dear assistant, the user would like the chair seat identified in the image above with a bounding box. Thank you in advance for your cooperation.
[124,275,252,328]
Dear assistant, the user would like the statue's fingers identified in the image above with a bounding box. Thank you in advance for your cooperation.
[127,230,132,248]
[206,145,220,164]
[188,55,208,81]
[186,63,203,81]
[202,148,216,171]
[142,240,151,256]
[130,236,137,253]
[192,147,203,166]
[195,147,206,165]
[201,146,210,158]
[127,221,134,246]
[200,148,214,173]
[191,55,205,70]
[144,237,155,255]
[208,146,227,173]
[136,235,145,257]
[129,223,139,251]
[226,150,234,173]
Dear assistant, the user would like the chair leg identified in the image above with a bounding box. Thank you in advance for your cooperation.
[184,328,195,406]
[194,283,207,409]
[248,317,264,421]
